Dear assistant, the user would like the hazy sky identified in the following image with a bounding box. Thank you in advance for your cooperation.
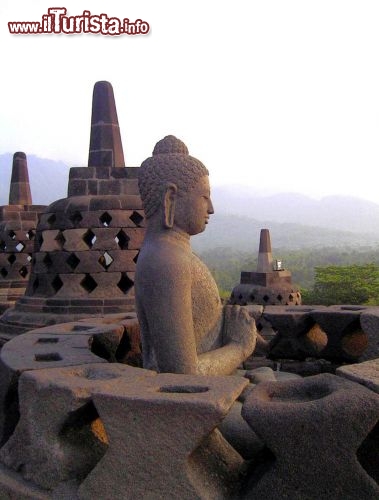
[1,1,379,202]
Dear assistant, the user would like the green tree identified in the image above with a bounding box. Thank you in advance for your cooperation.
[304,263,379,305]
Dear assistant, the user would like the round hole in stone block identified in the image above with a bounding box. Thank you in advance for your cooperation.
[72,324,96,331]
[34,353,62,362]
[36,337,59,344]
[268,384,332,403]
[159,385,209,394]
[77,367,121,380]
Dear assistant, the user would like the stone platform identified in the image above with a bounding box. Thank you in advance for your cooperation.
[0,314,377,499]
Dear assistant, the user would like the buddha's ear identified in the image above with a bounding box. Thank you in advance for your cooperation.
[163,183,177,228]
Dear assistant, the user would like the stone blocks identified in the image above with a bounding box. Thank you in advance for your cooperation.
[230,283,301,307]
[88,81,125,169]
[67,168,139,198]
[241,374,379,499]
[0,194,145,339]
[79,373,247,500]
[0,315,141,446]
[0,204,46,312]
[0,363,155,490]
[359,307,379,361]
[0,317,378,498]
[8,152,32,206]
[337,358,379,394]
[263,305,372,362]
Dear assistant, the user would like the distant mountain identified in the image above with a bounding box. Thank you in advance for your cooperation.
[192,214,379,253]
[210,185,379,235]
[0,153,71,206]
[1,155,379,251]
[191,186,379,252]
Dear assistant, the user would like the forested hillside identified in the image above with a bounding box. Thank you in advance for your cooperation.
[198,246,379,301]
[2,154,379,304]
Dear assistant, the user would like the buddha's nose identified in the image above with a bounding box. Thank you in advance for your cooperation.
[208,198,214,214]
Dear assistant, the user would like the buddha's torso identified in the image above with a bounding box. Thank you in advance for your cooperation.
[191,252,223,353]
[135,234,224,370]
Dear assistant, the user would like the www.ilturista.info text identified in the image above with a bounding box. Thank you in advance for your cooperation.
[8,8,150,35]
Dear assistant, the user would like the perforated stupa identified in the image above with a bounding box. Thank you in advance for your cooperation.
[0,82,145,344]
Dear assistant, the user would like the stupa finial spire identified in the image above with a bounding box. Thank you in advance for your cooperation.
[256,228,273,273]
[9,152,32,205]
[88,81,125,168]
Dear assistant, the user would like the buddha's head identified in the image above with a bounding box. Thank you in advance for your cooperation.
[139,136,214,235]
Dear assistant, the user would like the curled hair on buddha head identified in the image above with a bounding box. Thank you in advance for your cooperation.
[138,135,209,218]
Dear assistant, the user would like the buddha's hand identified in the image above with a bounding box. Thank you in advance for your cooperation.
[223,305,257,358]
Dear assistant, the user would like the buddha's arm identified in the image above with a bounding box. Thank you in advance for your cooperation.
[136,252,199,374]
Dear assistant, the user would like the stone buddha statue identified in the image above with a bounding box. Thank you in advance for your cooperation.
[135,135,257,376]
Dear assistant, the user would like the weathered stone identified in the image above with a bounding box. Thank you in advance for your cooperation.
[88,81,125,168]
[337,358,379,394]
[265,306,317,359]
[0,317,141,444]
[230,229,302,306]
[311,305,368,360]
[360,308,379,360]
[1,331,105,373]
[8,152,32,206]
[0,461,51,500]
[79,373,248,500]
[0,363,155,489]
[98,180,122,195]
[0,359,18,448]
[245,366,277,384]
[262,305,370,361]
[0,196,143,337]
[217,400,265,461]
[0,158,45,313]
[244,304,263,321]
[0,83,145,338]
[68,180,86,197]
[241,374,379,499]
[135,136,257,376]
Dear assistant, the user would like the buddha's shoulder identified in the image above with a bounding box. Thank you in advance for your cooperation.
[138,239,192,271]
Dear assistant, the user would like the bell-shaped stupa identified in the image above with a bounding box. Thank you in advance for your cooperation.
[0,82,144,344]
[230,229,301,306]
[0,153,46,314]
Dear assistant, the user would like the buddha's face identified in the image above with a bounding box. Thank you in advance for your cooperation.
[174,176,214,236]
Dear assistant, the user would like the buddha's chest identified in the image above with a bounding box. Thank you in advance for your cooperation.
[191,254,223,351]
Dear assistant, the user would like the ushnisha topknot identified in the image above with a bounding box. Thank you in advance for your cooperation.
[152,134,189,155]
[138,135,209,218]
